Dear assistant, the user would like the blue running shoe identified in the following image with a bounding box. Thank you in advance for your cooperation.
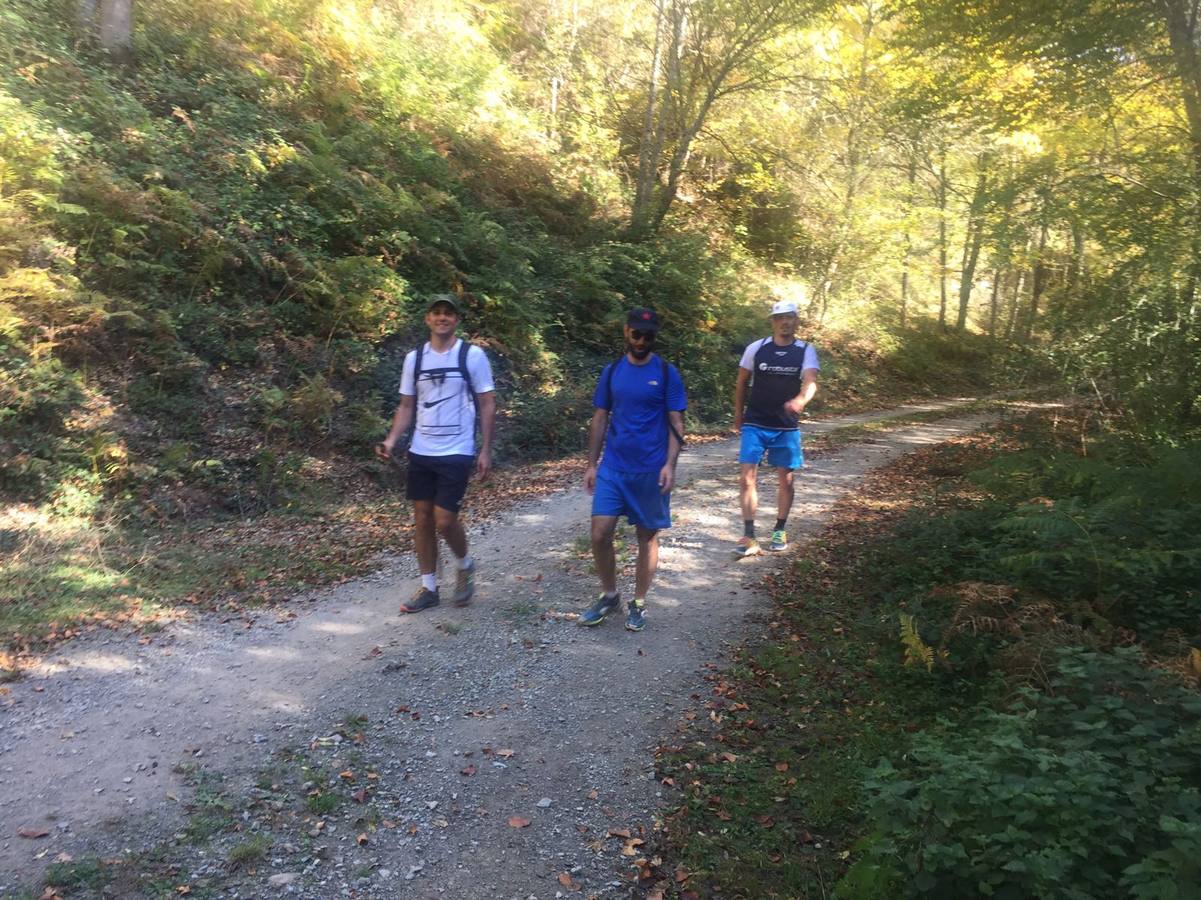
[578,593,620,626]
[625,599,647,632]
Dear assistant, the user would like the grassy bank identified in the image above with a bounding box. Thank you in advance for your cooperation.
[645,410,1201,899]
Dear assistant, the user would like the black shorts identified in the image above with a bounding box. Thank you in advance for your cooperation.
[406,452,474,513]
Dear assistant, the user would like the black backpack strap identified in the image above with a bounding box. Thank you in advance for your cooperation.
[661,355,685,449]
[604,357,620,411]
[413,342,425,397]
[458,339,476,406]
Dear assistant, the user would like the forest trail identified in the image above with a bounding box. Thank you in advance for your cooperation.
[1,399,1027,896]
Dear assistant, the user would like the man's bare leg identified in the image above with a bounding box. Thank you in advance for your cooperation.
[735,463,762,555]
[590,515,619,596]
[775,468,795,522]
[634,526,660,599]
[739,463,759,520]
[413,500,437,577]
[434,505,468,559]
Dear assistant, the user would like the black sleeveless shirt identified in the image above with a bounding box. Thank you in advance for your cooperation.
[744,338,813,431]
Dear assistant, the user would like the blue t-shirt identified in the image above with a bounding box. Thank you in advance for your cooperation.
[593,354,687,473]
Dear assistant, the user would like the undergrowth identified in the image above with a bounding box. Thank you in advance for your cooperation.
[648,410,1201,900]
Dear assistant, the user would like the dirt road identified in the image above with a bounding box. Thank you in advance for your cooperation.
[0,401,1009,897]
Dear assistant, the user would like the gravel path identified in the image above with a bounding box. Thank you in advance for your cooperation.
[0,401,1009,896]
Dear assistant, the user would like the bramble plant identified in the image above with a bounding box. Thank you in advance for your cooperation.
[850,648,1201,899]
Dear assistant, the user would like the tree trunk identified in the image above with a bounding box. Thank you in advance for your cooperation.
[1005,262,1026,342]
[937,147,948,331]
[988,269,1003,338]
[1162,0,1201,303]
[956,157,989,331]
[630,0,668,237]
[98,0,133,61]
[956,218,984,331]
[77,0,99,30]
[1022,208,1050,340]
[900,155,915,328]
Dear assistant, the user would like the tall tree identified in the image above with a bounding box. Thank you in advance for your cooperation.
[628,0,829,237]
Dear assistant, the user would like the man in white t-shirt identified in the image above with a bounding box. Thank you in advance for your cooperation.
[732,299,819,556]
[375,295,496,613]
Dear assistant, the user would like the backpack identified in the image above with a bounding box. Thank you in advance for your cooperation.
[604,354,685,448]
[413,339,476,407]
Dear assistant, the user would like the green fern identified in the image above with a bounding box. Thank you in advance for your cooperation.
[900,613,947,672]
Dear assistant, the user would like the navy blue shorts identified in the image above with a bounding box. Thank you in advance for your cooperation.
[406,452,473,513]
[591,467,672,530]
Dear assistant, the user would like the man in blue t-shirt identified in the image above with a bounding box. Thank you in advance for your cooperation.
[732,299,820,556]
[580,308,687,632]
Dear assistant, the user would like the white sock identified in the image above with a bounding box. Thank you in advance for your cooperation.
[421,573,437,592]
[455,554,473,571]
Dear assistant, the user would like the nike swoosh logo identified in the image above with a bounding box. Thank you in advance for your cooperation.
[423,396,455,409]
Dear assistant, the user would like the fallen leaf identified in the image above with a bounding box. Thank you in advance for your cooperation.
[356,832,369,845]
[607,828,631,839]
[675,866,690,882]
[339,770,355,782]
[587,789,599,800]
[351,789,368,804]
[460,764,477,776]
[720,752,738,763]
[507,816,531,828]
[496,748,515,758]
[621,837,645,856]
[557,872,580,890]
[17,827,49,839]
[775,762,789,772]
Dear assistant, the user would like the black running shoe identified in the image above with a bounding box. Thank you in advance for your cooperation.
[400,587,440,613]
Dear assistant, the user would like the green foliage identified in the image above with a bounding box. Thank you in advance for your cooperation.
[854,648,1201,899]
[877,436,1201,647]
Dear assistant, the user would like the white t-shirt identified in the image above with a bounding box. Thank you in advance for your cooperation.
[399,339,495,457]
[738,338,821,373]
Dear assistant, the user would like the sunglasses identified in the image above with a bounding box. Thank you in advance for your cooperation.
[629,329,657,342]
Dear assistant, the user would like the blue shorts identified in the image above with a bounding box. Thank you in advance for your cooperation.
[739,425,803,470]
[591,467,672,530]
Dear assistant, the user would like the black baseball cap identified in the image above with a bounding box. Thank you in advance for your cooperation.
[427,293,464,315]
[626,307,660,331]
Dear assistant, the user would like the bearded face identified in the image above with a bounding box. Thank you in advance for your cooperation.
[625,325,655,359]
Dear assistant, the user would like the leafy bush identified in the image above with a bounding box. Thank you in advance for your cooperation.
[876,438,1201,648]
[849,647,1201,899]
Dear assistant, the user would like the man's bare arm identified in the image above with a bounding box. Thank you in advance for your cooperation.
[733,367,752,431]
[584,408,609,493]
[475,390,496,480]
[375,395,416,460]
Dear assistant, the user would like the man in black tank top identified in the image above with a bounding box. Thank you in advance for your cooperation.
[731,300,820,556]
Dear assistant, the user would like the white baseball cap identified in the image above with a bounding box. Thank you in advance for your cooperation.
[770,300,798,316]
